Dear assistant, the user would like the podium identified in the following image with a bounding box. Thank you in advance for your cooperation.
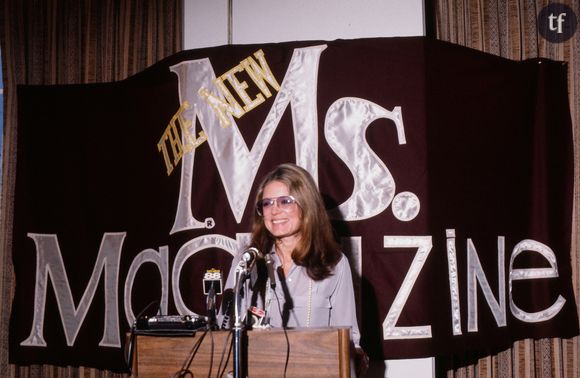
[131,327,351,377]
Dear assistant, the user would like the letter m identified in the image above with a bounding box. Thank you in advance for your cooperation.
[20,233,125,347]
[169,45,327,231]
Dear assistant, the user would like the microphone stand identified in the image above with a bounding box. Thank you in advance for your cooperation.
[206,283,217,330]
[232,260,249,378]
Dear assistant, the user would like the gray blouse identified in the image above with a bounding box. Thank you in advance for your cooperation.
[223,248,361,347]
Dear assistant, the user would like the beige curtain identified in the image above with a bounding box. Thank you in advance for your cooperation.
[433,0,580,377]
[0,0,182,376]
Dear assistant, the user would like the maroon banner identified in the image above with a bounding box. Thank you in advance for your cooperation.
[9,37,578,372]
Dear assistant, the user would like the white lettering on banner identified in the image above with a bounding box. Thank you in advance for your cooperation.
[20,230,568,348]
[23,232,248,348]
[21,233,125,347]
[170,45,410,228]
[381,231,567,340]
[383,236,433,339]
[509,239,566,322]
[446,229,462,335]
[325,98,406,220]
[169,45,326,229]
[467,237,506,332]
[124,246,170,327]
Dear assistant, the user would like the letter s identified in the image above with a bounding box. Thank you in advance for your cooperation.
[324,98,405,220]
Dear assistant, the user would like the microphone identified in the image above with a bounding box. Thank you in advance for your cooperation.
[203,269,222,329]
[203,269,223,295]
[206,285,217,329]
[241,247,261,272]
[264,253,277,289]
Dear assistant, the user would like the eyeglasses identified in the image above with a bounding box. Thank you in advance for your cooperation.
[256,195,299,216]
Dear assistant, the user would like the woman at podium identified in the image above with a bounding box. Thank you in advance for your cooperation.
[222,163,366,374]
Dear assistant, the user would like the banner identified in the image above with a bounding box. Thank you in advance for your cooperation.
[9,37,579,372]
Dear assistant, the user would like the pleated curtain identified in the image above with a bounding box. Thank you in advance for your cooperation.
[0,0,182,376]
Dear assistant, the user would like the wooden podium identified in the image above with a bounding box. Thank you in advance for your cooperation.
[130,327,351,377]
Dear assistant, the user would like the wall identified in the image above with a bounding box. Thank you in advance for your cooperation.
[184,0,425,49]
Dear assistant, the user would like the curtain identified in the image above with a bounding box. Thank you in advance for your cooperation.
[0,0,182,376]
[432,0,580,377]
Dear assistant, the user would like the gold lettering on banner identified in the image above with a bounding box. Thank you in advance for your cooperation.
[199,49,281,128]
[157,101,207,176]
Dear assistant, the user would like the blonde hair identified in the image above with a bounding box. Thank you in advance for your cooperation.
[250,163,341,280]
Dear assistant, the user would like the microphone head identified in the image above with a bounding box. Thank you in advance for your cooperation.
[242,247,261,262]
[241,247,262,271]
[203,269,223,295]
[264,253,273,264]
[263,253,277,289]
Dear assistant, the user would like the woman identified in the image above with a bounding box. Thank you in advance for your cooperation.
[223,163,361,348]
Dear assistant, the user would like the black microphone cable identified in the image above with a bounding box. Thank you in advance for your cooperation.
[216,330,234,377]
[272,282,289,378]
[172,327,209,378]
[124,300,160,377]
[124,331,137,378]
[206,326,215,378]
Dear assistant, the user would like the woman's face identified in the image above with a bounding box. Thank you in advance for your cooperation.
[261,180,302,240]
